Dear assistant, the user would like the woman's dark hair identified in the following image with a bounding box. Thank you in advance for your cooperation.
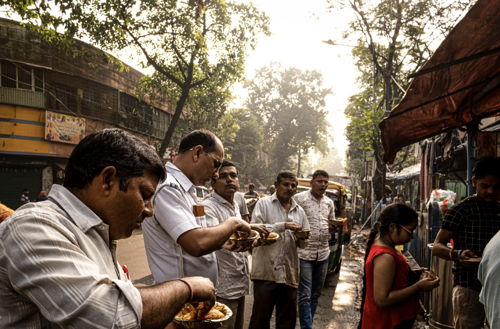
[64,128,165,191]
[358,203,418,328]
[178,129,218,153]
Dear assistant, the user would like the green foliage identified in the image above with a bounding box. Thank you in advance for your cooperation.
[328,0,473,198]
[2,0,270,155]
[246,63,330,180]
[225,108,265,185]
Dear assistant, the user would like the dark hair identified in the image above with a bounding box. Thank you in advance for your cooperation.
[64,128,165,191]
[178,129,218,154]
[358,203,418,328]
[312,170,329,179]
[473,157,500,179]
[248,183,255,188]
[276,171,297,184]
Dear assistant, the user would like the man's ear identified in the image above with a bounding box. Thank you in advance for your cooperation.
[472,176,477,188]
[99,166,118,196]
[192,145,203,163]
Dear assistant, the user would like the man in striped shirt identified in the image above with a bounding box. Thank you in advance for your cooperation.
[0,129,215,329]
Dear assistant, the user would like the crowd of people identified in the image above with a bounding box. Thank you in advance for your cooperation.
[0,128,498,329]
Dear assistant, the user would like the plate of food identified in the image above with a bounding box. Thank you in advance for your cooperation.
[261,232,280,244]
[229,230,259,248]
[420,269,438,280]
[294,229,311,239]
[174,302,232,329]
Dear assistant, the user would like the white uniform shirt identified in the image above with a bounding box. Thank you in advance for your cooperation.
[142,162,218,284]
[0,184,142,329]
[250,194,309,288]
[202,192,249,299]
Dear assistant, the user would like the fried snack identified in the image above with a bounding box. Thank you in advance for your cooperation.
[421,270,437,280]
[176,302,226,321]
[204,309,225,320]
[267,232,278,239]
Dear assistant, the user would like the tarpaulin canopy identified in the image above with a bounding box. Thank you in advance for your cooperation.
[380,0,500,163]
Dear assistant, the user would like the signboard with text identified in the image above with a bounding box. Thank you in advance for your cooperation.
[45,111,86,144]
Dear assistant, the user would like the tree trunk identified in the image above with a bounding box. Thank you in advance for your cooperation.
[158,88,190,157]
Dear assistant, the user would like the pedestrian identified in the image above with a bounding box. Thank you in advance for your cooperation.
[268,185,276,195]
[359,203,440,329]
[36,190,48,202]
[245,183,259,198]
[294,170,336,329]
[203,161,266,329]
[248,171,310,329]
[0,128,215,329]
[142,129,254,285]
[432,157,500,329]
[478,230,500,329]
[20,188,30,204]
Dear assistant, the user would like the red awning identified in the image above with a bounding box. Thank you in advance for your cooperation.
[380,0,500,163]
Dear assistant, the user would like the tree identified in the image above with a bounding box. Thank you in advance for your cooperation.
[327,0,473,200]
[2,0,270,156]
[246,63,330,180]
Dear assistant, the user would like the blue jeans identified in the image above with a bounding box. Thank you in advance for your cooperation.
[298,258,329,329]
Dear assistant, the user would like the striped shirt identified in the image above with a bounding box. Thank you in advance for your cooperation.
[441,195,500,291]
[0,184,142,329]
[202,192,249,299]
[294,190,335,261]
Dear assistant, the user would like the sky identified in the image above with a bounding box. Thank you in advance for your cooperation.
[235,0,359,169]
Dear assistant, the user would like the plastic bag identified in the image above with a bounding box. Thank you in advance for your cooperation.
[426,189,457,213]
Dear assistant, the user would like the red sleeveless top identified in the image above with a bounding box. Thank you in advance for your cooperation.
[361,245,421,329]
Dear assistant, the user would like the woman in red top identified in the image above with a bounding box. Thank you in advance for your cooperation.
[359,204,440,329]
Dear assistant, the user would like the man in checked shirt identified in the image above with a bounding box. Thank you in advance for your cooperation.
[294,170,336,329]
[433,157,500,329]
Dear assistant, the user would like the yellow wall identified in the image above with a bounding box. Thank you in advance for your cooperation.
[0,104,51,155]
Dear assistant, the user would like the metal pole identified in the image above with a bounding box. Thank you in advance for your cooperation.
[466,129,476,196]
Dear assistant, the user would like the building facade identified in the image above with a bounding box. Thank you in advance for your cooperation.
[0,18,172,209]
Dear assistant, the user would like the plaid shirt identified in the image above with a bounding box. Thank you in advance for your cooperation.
[441,195,500,291]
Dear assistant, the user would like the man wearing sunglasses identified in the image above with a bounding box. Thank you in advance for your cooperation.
[143,130,252,291]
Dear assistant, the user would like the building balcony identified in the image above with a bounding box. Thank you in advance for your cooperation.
[0,87,45,109]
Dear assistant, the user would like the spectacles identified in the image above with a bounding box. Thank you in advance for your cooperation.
[399,224,414,235]
[205,151,222,170]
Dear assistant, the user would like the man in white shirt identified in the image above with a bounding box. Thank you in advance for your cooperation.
[203,161,263,329]
[143,130,252,286]
[0,129,215,329]
[478,230,500,329]
[248,171,310,329]
[294,170,336,329]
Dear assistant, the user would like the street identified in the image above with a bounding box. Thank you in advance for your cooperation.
[116,230,365,328]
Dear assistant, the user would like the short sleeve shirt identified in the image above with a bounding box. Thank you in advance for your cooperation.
[142,162,218,285]
[294,190,335,261]
[234,192,250,217]
[202,192,249,299]
[441,195,500,290]
[250,195,309,288]
[0,184,142,329]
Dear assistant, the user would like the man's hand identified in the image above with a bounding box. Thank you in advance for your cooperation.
[231,217,251,236]
[416,276,440,292]
[459,249,480,269]
[285,222,302,231]
[183,276,216,316]
[250,224,269,237]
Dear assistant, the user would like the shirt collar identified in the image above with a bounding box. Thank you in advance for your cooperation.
[166,162,195,193]
[271,193,300,211]
[48,184,105,233]
[211,191,236,208]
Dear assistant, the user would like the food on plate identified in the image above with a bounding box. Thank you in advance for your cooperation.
[421,270,438,280]
[267,232,278,239]
[294,229,310,239]
[176,302,226,321]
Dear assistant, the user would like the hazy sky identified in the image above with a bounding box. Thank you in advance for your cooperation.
[236,0,359,168]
